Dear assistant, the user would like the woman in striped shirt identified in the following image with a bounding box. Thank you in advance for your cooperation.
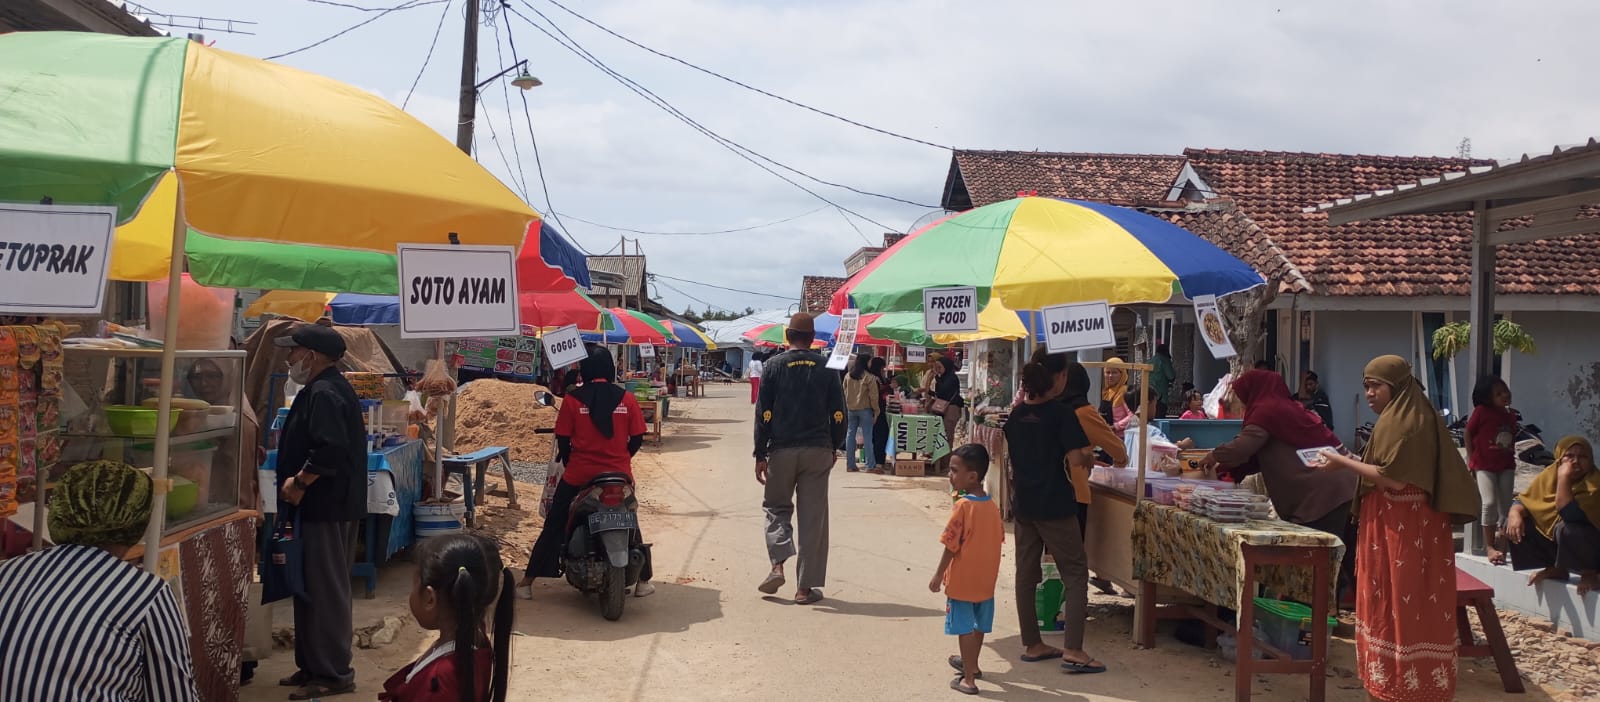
[0,461,200,702]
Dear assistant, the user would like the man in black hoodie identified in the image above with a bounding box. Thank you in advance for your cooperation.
[753,312,846,604]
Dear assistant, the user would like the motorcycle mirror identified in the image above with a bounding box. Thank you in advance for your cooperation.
[534,391,556,407]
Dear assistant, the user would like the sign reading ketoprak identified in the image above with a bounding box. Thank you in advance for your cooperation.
[0,203,116,316]
[397,243,519,339]
[923,286,978,333]
[1041,300,1115,354]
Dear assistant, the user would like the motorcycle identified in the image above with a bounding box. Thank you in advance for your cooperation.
[1352,408,1553,467]
[534,393,649,621]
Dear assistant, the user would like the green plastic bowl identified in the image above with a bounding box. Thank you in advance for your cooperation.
[105,406,181,436]
[166,476,198,519]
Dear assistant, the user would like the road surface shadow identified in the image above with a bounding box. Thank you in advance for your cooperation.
[668,416,744,426]
[807,598,945,619]
[657,433,717,453]
[513,580,723,643]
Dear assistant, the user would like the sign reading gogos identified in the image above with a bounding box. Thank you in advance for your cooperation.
[397,244,519,339]
[541,324,588,369]
[0,203,116,316]
[923,286,978,333]
[1041,300,1115,354]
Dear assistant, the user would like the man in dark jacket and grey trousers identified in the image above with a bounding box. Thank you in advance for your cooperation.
[753,313,845,604]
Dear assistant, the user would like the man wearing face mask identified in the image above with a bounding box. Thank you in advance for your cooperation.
[272,324,367,700]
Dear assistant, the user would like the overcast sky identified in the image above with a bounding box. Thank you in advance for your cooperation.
[148,0,1596,315]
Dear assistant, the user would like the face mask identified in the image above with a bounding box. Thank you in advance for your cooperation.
[288,358,312,384]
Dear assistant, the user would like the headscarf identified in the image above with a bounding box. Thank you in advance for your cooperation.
[934,357,960,402]
[1360,355,1481,523]
[570,347,625,438]
[1062,362,1092,410]
[1516,436,1600,540]
[49,460,153,546]
[1232,370,1340,450]
[1101,358,1129,405]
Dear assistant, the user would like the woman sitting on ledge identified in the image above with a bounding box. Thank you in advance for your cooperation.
[1506,435,1600,595]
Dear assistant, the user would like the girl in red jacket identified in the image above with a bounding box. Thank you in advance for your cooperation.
[381,535,513,702]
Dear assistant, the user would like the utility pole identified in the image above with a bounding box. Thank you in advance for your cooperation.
[454,0,480,155]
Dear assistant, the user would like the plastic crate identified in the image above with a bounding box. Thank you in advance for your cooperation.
[1253,597,1336,660]
[1153,419,1243,448]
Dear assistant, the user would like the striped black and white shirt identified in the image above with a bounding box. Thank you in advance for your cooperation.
[0,544,199,701]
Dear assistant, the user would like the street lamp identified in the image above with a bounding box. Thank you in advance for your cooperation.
[475,59,541,92]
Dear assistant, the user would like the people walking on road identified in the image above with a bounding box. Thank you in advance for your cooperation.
[382,534,514,702]
[753,313,845,604]
[0,461,201,702]
[273,323,368,700]
[746,352,765,404]
[932,444,1004,696]
[1003,360,1105,675]
[843,352,881,473]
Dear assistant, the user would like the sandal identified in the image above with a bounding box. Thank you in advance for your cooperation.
[947,655,983,679]
[278,671,310,688]
[795,588,823,605]
[1019,649,1062,663]
[949,675,979,695]
[1061,658,1107,675]
[289,681,356,700]
[758,570,786,595]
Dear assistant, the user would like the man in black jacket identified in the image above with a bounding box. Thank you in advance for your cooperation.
[753,313,845,604]
[273,324,367,700]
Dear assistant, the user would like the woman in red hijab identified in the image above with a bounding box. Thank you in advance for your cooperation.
[1201,370,1359,535]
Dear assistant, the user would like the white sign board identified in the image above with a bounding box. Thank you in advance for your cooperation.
[0,203,116,315]
[1192,294,1237,359]
[541,324,587,369]
[826,309,861,370]
[1041,300,1115,354]
[397,244,519,339]
[639,344,655,359]
[906,345,928,364]
[923,286,978,333]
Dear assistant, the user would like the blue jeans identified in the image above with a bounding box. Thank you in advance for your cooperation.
[846,408,877,471]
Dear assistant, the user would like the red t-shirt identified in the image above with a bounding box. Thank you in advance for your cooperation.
[556,386,648,486]
[1467,404,1517,472]
[379,644,493,702]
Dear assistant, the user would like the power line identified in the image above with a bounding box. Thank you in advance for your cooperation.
[653,278,734,313]
[473,94,531,200]
[267,0,447,60]
[486,12,533,203]
[833,206,872,245]
[499,11,591,256]
[401,0,453,109]
[651,273,797,301]
[551,207,830,237]
[506,4,917,232]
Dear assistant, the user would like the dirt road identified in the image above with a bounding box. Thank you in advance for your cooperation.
[245,384,1561,701]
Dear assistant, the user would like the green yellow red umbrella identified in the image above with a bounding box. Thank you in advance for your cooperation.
[584,309,676,346]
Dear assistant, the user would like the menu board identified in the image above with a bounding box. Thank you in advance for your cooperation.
[458,335,541,379]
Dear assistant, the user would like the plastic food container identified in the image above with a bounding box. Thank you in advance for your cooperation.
[1253,598,1336,660]
[104,406,182,436]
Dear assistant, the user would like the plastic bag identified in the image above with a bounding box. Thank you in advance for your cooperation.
[416,359,457,399]
[1125,421,1177,472]
[539,459,565,517]
[1203,373,1234,419]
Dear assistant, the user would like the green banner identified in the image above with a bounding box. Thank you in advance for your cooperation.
[889,412,950,461]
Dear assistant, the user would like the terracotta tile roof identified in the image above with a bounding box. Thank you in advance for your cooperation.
[1141,201,1311,295]
[801,275,847,313]
[944,150,1187,209]
[1182,148,1600,296]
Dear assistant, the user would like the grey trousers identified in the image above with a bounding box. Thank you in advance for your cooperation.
[764,446,833,589]
[1015,514,1089,651]
[293,520,357,687]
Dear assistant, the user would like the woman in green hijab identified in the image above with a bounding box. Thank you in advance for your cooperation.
[1310,355,1479,702]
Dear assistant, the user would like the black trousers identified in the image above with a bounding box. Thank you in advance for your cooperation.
[526,480,652,581]
[872,411,890,466]
[1510,520,1600,573]
[293,520,357,687]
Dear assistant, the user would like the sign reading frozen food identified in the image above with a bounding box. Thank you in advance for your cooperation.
[541,324,587,369]
[1041,300,1114,354]
[923,286,978,333]
[825,309,860,370]
[0,203,116,315]
[1192,294,1237,359]
[906,345,927,363]
[397,243,519,339]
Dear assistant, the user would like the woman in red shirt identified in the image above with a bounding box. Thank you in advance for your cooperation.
[1468,375,1518,564]
[516,347,653,598]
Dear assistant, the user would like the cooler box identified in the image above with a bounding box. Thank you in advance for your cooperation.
[1253,597,1336,660]
[1153,419,1243,448]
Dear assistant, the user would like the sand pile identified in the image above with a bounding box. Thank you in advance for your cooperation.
[453,379,558,462]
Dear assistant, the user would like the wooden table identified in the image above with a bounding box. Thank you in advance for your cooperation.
[1131,501,1342,702]
[638,400,663,445]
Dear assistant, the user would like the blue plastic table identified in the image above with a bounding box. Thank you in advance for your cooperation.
[441,446,514,526]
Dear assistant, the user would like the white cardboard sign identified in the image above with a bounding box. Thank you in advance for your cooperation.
[0,203,116,315]
[397,244,519,339]
[825,309,861,370]
[1192,294,1237,359]
[541,324,587,369]
[1041,300,1115,354]
[923,286,978,333]
[906,345,928,363]
[639,344,655,359]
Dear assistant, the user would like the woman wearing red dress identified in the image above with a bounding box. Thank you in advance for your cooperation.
[380,534,513,702]
[1311,356,1479,702]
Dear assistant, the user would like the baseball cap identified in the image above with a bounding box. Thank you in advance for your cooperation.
[273,323,347,360]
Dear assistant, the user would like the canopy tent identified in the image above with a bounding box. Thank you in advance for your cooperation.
[700,310,791,349]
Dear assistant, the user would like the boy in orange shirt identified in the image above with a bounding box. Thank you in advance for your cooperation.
[930,444,1004,695]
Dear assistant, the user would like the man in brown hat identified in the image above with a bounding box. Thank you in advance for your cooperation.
[753,312,846,604]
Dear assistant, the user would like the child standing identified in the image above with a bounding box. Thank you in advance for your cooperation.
[1179,390,1208,419]
[930,444,1004,696]
[381,534,514,702]
[1468,375,1519,565]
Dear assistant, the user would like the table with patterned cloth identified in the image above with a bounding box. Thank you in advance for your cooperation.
[888,412,950,462]
[1132,501,1344,611]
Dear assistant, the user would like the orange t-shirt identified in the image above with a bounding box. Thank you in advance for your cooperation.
[940,495,1004,603]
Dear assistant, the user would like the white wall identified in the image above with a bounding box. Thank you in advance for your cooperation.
[1311,311,1416,445]
[1503,312,1600,444]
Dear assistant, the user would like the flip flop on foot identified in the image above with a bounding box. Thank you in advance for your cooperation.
[289,681,356,700]
[949,675,980,695]
[278,671,310,688]
[947,655,983,679]
[795,588,823,605]
[1019,648,1062,663]
[1061,657,1107,675]
[758,569,786,595]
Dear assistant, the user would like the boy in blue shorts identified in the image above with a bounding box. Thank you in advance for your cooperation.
[929,444,1003,695]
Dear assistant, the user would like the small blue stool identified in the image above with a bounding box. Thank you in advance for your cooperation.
[441,446,515,525]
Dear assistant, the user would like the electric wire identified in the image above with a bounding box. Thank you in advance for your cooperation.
[549,207,830,237]
[653,278,735,314]
[401,0,453,109]
[833,206,872,245]
[498,10,592,255]
[651,273,798,301]
[267,0,447,60]
[485,12,533,203]
[474,94,531,201]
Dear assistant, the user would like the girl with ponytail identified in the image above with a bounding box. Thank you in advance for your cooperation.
[381,535,515,702]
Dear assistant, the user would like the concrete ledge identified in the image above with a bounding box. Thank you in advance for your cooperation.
[1457,552,1600,642]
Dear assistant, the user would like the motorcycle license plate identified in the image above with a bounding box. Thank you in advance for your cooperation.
[587,512,637,533]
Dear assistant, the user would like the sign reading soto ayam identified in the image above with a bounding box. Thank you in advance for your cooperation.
[397,243,520,339]
[0,203,115,316]
[922,286,978,333]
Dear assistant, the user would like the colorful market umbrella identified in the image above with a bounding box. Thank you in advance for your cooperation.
[742,313,895,349]
[829,197,1264,317]
[583,309,676,346]
[663,321,717,350]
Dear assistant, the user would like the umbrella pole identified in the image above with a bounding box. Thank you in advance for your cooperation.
[143,202,188,572]
[434,339,446,504]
